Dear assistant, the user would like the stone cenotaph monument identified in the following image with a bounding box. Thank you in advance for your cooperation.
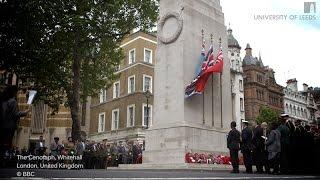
[143,0,233,165]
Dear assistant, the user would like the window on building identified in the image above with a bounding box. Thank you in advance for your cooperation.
[290,105,292,114]
[257,90,264,101]
[127,105,135,127]
[112,109,119,130]
[297,107,300,116]
[99,88,107,103]
[239,80,243,91]
[144,48,152,63]
[143,75,152,93]
[98,113,105,132]
[293,106,296,115]
[304,109,308,118]
[129,49,135,64]
[240,98,244,111]
[257,74,263,83]
[113,81,120,98]
[128,75,135,94]
[142,104,152,127]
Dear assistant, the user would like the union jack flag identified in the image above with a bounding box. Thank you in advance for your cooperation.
[185,44,224,98]
[204,48,224,74]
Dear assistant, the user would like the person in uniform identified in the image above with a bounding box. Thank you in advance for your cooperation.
[277,114,290,174]
[241,120,253,173]
[285,119,295,173]
[293,119,305,173]
[227,121,241,173]
[304,125,315,173]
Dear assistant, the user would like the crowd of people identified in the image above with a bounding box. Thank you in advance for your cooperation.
[0,85,144,169]
[1,135,144,169]
[227,113,320,174]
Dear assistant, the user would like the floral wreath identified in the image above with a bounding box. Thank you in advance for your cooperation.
[158,12,183,44]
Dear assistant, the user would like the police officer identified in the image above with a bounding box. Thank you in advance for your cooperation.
[241,120,253,173]
[227,121,241,173]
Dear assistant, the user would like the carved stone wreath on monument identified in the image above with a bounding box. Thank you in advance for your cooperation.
[158,12,183,44]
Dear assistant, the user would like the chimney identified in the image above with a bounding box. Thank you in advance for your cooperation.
[303,83,308,91]
[286,78,298,92]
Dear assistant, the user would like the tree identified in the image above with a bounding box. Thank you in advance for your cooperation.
[0,0,158,141]
[256,106,279,125]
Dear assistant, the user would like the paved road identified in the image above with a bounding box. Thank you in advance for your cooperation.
[0,169,319,179]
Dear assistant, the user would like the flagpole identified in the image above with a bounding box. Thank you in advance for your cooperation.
[219,37,223,128]
[202,29,205,125]
[210,34,214,127]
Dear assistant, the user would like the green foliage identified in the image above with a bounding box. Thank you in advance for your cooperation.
[256,106,279,125]
[0,0,158,140]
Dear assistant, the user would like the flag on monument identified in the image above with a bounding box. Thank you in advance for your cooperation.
[184,43,209,97]
[195,41,207,75]
[196,48,224,92]
[204,48,224,74]
[194,45,214,93]
[201,45,213,71]
[186,46,224,97]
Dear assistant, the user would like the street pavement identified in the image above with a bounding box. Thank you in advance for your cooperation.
[0,169,319,179]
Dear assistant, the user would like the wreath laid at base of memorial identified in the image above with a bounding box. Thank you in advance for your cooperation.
[185,152,244,165]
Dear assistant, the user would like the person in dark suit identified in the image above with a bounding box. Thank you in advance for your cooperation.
[293,120,305,173]
[304,125,315,174]
[227,121,241,173]
[35,135,46,155]
[241,120,253,173]
[252,122,265,173]
[0,85,29,164]
[277,114,290,174]
[285,120,295,173]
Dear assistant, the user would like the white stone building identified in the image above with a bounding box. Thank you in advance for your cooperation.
[283,78,317,124]
[227,27,245,130]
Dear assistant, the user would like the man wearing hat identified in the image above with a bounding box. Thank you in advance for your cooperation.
[241,120,253,173]
[227,121,241,173]
[293,119,306,173]
[278,113,290,174]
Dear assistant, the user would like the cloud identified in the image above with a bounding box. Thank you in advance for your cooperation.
[221,0,320,89]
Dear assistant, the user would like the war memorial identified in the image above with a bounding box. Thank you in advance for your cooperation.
[141,0,233,166]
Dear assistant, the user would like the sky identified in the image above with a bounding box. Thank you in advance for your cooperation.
[220,0,320,90]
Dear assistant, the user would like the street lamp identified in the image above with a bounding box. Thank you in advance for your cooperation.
[144,90,152,129]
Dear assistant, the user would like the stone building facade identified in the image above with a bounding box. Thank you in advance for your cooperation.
[227,27,245,130]
[89,31,156,145]
[311,87,320,122]
[242,44,284,124]
[283,78,318,124]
